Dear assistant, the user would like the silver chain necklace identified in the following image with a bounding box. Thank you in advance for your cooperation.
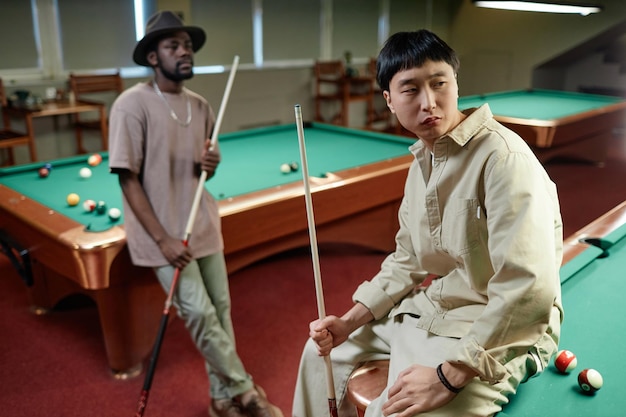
[153,81,192,127]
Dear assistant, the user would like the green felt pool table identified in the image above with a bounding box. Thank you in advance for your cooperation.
[458,89,626,165]
[500,200,626,416]
[0,122,415,377]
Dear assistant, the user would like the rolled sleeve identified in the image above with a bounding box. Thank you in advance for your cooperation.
[353,281,398,320]
[447,337,509,383]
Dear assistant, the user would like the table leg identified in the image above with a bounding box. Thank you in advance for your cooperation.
[99,107,108,150]
[26,254,165,378]
[25,115,38,162]
[94,269,165,379]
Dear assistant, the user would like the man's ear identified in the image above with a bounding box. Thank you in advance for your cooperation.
[147,51,158,67]
[383,90,395,114]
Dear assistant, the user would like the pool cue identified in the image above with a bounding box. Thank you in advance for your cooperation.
[294,104,339,417]
[135,55,240,417]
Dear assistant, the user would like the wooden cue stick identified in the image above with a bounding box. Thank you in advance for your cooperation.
[294,104,339,417]
[134,56,240,417]
[187,55,240,237]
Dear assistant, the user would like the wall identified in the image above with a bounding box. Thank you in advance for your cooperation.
[450,0,626,95]
[4,0,626,165]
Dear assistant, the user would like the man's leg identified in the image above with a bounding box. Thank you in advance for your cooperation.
[195,254,248,397]
[364,315,531,417]
[292,316,395,417]
[154,258,253,400]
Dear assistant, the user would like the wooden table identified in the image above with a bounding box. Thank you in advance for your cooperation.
[3,99,107,161]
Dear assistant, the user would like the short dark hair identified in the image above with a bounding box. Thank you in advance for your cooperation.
[376,30,460,91]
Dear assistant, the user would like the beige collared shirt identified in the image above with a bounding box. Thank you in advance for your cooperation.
[353,104,564,383]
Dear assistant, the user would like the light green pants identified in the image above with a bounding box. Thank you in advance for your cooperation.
[293,314,539,417]
[154,252,254,400]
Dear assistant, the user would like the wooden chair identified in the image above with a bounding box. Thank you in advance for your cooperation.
[314,60,375,128]
[0,78,36,165]
[68,71,123,153]
[346,360,389,417]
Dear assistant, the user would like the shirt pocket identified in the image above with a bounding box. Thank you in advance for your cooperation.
[441,198,479,256]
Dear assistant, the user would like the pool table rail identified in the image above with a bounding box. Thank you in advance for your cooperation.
[219,155,413,272]
[562,200,626,264]
[0,184,128,290]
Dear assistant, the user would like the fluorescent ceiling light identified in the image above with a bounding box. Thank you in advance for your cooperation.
[473,1,603,15]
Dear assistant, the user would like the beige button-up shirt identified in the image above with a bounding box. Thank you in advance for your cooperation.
[353,104,563,383]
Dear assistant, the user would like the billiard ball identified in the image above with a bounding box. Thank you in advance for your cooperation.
[67,193,80,206]
[280,163,291,173]
[578,368,603,394]
[108,207,121,221]
[554,349,577,373]
[44,163,53,171]
[79,167,92,178]
[96,201,107,214]
[38,167,49,178]
[83,199,96,212]
[88,153,102,167]
[289,162,299,172]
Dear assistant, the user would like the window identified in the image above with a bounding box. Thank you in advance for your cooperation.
[57,0,137,71]
[0,0,448,79]
[0,1,40,72]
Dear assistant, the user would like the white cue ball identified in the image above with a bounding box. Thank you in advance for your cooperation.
[108,207,121,221]
[79,167,92,178]
[280,163,291,173]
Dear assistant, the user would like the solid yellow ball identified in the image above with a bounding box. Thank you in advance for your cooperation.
[67,193,80,206]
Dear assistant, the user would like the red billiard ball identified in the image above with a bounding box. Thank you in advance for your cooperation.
[83,199,96,212]
[578,368,603,394]
[554,349,577,373]
[38,167,49,178]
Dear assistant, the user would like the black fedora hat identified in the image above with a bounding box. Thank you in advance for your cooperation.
[133,11,206,67]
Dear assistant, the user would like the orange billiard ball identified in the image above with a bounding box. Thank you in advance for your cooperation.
[88,153,102,167]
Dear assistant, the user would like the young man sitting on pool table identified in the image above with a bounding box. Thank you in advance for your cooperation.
[292,30,564,417]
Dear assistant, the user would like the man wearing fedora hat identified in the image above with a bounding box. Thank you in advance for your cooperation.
[108,10,282,417]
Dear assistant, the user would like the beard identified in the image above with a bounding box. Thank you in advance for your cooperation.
[157,59,194,82]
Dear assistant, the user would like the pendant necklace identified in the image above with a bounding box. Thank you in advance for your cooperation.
[153,81,192,127]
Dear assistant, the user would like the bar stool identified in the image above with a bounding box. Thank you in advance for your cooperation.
[346,360,389,417]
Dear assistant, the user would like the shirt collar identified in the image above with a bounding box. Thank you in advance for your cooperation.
[446,103,494,147]
[409,103,494,158]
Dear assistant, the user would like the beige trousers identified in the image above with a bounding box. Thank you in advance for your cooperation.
[154,253,254,400]
[293,314,539,417]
